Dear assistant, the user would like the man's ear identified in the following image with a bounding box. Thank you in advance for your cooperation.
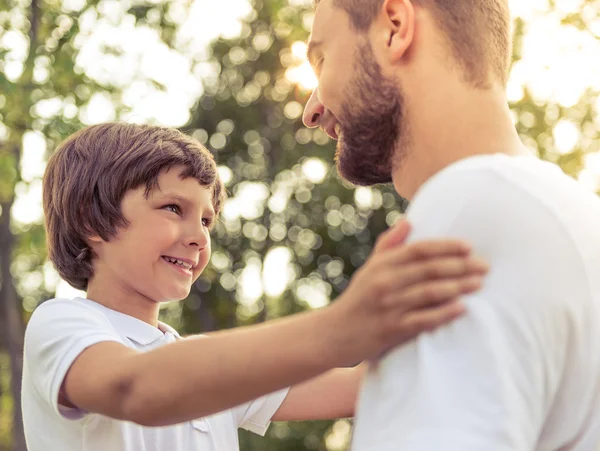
[380,0,416,64]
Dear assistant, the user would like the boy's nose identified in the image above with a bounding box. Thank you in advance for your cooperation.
[303,89,325,128]
[186,224,210,250]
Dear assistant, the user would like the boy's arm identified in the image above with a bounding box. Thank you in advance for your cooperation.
[64,307,350,426]
[62,221,487,427]
[272,363,368,421]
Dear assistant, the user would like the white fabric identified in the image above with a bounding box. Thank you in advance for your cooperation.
[22,297,289,451]
[352,154,600,451]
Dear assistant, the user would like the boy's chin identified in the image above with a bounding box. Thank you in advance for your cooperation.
[157,287,192,303]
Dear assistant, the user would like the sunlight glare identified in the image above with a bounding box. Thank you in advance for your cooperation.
[238,257,263,305]
[263,247,294,297]
[285,41,318,90]
[519,15,600,107]
[553,120,580,155]
[355,187,374,210]
[286,63,318,91]
[79,92,116,124]
[55,279,86,299]
[291,41,308,60]
[578,169,600,192]
[218,166,234,185]
[302,158,328,184]
[584,152,600,175]
[222,182,270,221]
[508,0,548,19]
[20,131,47,182]
[296,278,330,309]
[325,420,352,451]
[11,180,44,226]
[177,0,252,53]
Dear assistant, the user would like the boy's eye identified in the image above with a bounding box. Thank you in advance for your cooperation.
[314,57,324,75]
[163,204,181,215]
[202,217,213,228]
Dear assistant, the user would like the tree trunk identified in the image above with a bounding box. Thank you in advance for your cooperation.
[0,196,26,451]
[0,1,39,448]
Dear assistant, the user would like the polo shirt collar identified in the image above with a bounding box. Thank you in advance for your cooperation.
[76,298,180,346]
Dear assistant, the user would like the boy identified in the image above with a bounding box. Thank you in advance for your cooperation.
[22,122,487,450]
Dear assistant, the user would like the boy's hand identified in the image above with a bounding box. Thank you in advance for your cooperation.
[327,219,487,367]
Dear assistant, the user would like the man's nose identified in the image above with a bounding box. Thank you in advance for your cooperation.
[303,89,325,128]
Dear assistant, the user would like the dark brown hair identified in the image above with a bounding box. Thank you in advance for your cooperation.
[314,0,511,87]
[43,123,225,290]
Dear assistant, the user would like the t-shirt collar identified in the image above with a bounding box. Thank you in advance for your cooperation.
[76,298,180,346]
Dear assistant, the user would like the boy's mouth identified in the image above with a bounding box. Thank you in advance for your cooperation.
[162,256,194,271]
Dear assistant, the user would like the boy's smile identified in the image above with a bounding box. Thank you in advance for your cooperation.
[86,165,215,323]
[161,256,197,275]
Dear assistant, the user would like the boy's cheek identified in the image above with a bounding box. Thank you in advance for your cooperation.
[194,248,211,279]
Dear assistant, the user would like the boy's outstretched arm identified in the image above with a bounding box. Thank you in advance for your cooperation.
[56,221,487,427]
[272,222,437,423]
[272,364,367,421]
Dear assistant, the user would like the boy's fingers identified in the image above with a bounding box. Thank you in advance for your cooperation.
[380,239,473,266]
[373,299,466,362]
[373,219,411,253]
[383,275,483,310]
[396,300,466,339]
[383,256,489,290]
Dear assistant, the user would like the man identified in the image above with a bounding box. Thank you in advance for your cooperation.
[302,0,600,449]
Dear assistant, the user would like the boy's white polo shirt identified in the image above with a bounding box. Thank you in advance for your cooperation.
[22,297,290,451]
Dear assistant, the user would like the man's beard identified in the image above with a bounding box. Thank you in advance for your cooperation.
[335,42,407,187]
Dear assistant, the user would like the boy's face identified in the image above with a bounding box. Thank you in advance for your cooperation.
[90,165,214,304]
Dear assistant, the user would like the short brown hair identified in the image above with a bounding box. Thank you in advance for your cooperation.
[315,0,511,88]
[43,123,225,290]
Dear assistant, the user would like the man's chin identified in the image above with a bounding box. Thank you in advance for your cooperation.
[335,150,389,186]
[336,164,392,187]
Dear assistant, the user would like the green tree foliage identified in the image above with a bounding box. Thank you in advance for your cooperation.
[0,0,599,450]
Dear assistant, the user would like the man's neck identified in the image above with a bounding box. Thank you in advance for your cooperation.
[392,84,528,199]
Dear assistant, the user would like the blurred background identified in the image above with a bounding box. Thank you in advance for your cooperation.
[1,0,599,449]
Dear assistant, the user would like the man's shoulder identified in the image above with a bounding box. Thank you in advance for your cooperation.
[407,154,577,230]
[405,154,600,296]
[413,154,563,204]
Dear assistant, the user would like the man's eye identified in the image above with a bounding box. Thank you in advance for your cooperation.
[163,204,181,215]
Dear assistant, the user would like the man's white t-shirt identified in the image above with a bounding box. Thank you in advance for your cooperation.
[352,154,600,450]
[22,297,289,451]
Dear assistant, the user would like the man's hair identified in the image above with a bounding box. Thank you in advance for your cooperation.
[314,0,511,87]
[43,123,225,291]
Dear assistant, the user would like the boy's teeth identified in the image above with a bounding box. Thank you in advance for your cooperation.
[164,257,192,270]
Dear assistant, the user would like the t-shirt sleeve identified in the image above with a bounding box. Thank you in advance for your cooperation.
[23,299,123,419]
[352,164,575,450]
[232,387,290,435]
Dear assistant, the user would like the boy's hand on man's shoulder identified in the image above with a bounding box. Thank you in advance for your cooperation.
[324,219,488,367]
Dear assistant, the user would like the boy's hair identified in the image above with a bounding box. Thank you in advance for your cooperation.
[43,123,225,291]
[315,0,512,88]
